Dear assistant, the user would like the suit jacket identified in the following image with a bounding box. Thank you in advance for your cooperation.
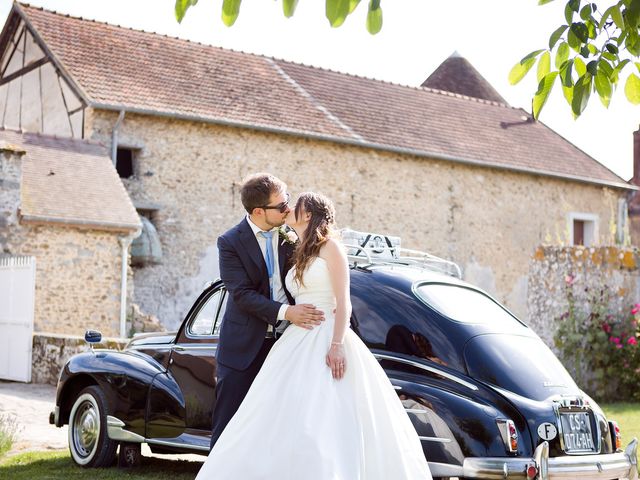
[216,218,295,371]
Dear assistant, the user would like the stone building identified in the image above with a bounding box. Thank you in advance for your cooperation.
[0,128,140,337]
[0,2,634,332]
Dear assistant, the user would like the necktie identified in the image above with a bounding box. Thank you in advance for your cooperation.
[259,231,275,299]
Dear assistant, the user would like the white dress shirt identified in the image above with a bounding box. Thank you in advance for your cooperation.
[246,216,289,323]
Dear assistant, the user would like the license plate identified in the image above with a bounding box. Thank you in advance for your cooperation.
[559,412,596,453]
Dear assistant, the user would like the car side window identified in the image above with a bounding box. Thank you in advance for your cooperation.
[189,289,223,336]
[213,291,228,336]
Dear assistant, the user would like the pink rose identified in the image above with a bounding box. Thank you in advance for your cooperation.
[602,323,612,333]
[627,337,638,346]
[610,336,621,344]
[616,344,623,349]
[632,307,639,315]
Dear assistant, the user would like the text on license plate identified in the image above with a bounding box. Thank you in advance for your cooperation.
[560,412,596,453]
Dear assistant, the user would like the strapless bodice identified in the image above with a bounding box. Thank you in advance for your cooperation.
[285,257,337,313]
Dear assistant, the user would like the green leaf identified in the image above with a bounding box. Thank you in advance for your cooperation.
[636,61,640,73]
[560,58,574,86]
[625,73,640,104]
[570,22,589,42]
[556,42,570,68]
[595,71,612,107]
[605,43,619,54]
[574,56,587,76]
[598,58,614,78]
[580,45,590,57]
[563,84,575,109]
[175,0,191,23]
[565,2,574,23]
[539,0,557,4]
[283,0,299,17]
[366,0,382,35]
[602,51,618,62]
[568,0,581,12]
[326,0,351,27]
[349,0,362,14]
[600,5,614,27]
[627,29,640,56]
[537,51,551,82]
[611,5,624,28]
[509,50,544,85]
[586,60,598,75]
[572,73,592,116]
[549,25,568,49]
[626,0,640,29]
[612,58,631,82]
[567,27,581,49]
[586,19,596,39]
[533,71,559,119]
[221,0,242,26]
[579,3,592,20]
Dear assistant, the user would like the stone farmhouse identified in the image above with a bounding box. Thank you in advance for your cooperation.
[0,2,635,338]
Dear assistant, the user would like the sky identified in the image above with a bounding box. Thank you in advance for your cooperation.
[0,0,638,180]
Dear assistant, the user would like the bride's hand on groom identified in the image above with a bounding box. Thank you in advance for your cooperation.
[285,304,325,330]
[326,344,346,380]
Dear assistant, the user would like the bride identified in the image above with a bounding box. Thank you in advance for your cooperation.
[195,192,432,479]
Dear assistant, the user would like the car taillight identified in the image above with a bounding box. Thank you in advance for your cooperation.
[497,419,518,453]
[526,464,538,479]
[610,421,622,450]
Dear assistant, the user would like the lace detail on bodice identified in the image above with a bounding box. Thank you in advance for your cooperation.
[286,257,336,313]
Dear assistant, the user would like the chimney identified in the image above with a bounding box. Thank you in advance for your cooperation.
[633,126,640,186]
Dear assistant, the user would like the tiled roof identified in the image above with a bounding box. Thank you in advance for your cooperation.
[422,53,507,104]
[0,128,141,231]
[12,3,630,189]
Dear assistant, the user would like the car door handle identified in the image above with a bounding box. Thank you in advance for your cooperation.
[173,345,186,351]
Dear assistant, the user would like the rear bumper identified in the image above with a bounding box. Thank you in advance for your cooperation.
[429,438,638,480]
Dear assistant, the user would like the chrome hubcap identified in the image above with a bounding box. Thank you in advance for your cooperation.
[72,400,99,457]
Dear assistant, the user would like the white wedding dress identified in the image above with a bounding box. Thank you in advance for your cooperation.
[195,257,432,479]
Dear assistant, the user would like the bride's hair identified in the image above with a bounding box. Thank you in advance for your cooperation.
[292,192,336,286]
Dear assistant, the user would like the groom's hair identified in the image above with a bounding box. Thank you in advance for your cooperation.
[240,173,287,214]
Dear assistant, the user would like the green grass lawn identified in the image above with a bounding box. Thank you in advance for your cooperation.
[0,450,202,479]
[1,404,638,479]
[602,402,640,447]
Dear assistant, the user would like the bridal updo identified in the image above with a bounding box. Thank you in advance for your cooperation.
[292,192,336,286]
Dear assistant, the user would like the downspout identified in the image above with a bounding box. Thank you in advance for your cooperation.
[111,110,125,165]
[119,229,140,338]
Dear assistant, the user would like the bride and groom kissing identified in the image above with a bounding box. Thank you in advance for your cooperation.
[195,173,432,479]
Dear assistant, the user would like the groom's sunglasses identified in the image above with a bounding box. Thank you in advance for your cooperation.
[259,193,290,214]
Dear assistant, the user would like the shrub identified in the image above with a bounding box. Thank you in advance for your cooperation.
[554,274,640,401]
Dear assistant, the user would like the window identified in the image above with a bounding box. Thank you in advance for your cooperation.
[189,288,226,336]
[116,147,136,178]
[568,213,598,246]
[413,283,522,328]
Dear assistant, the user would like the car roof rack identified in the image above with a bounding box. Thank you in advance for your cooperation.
[343,243,463,279]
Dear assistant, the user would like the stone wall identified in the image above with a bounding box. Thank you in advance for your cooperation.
[86,109,627,328]
[32,333,128,385]
[8,224,124,336]
[527,246,640,348]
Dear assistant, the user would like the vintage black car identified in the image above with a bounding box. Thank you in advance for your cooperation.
[50,246,638,479]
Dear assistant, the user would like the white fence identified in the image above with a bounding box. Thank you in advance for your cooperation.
[0,256,36,382]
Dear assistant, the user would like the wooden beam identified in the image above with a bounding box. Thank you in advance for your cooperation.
[0,56,48,86]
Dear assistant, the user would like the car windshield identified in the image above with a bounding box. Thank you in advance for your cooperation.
[414,283,521,328]
[464,334,579,400]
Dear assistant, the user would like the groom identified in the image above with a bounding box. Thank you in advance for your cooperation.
[210,173,325,449]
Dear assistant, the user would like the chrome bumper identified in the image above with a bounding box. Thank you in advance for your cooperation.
[429,438,638,480]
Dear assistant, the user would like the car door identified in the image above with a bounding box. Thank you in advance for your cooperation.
[150,286,227,441]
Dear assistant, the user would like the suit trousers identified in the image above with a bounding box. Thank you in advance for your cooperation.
[209,337,277,450]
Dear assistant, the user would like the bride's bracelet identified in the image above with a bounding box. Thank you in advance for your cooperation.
[331,341,344,346]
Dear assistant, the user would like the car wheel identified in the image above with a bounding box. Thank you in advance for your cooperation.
[68,386,117,467]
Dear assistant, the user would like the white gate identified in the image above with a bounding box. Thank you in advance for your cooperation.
[0,256,36,382]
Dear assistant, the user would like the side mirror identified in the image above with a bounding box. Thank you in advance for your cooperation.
[84,329,102,344]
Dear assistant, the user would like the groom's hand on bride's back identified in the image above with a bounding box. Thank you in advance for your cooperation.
[285,304,325,330]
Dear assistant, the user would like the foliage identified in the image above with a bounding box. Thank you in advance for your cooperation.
[555,274,640,401]
[0,450,202,479]
[175,0,384,35]
[511,0,640,119]
[602,402,640,446]
[0,414,19,458]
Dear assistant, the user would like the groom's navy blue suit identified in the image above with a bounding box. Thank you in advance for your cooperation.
[210,218,295,449]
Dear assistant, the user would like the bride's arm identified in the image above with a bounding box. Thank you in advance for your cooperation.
[324,238,351,380]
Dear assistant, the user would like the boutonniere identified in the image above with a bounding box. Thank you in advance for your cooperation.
[278,226,298,245]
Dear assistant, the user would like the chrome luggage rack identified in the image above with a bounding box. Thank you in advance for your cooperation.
[343,243,463,279]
